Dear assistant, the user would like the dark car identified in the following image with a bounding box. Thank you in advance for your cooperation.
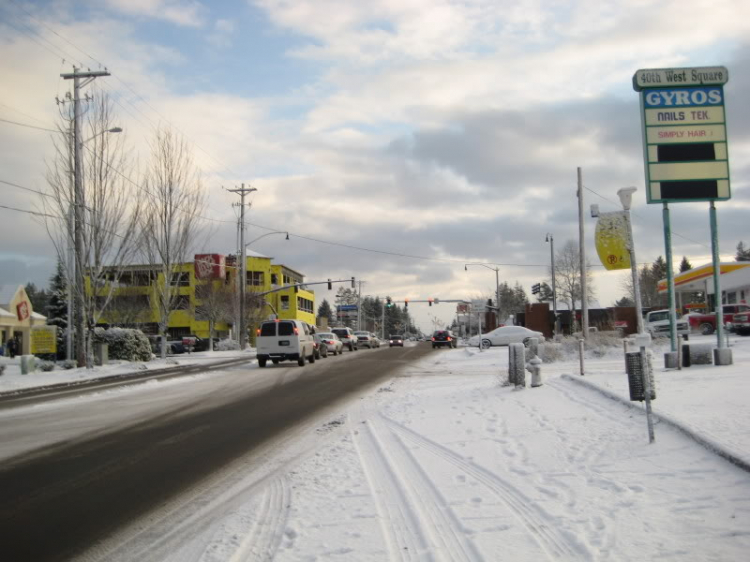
[388,334,404,347]
[432,330,457,349]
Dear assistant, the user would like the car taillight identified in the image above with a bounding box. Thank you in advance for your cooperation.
[294,327,299,335]
[431,337,435,341]
[446,336,451,341]
[256,328,260,336]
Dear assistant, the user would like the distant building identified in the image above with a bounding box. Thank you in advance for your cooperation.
[93,251,316,340]
[0,285,48,355]
[658,262,750,311]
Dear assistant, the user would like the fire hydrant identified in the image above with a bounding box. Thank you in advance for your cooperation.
[526,355,543,387]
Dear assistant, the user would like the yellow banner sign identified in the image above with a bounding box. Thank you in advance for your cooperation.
[595,211,631,271]
[31,326,57,354]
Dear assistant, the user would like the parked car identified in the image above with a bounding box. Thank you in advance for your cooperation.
[470,326,544,348]
[732,310,750,335]
[256,319,316,367]
[316,332,344,355]
[149,336,186,355]
[644,310,690,339]
[354,330,377,348]
[331,327,359,351]
[432,330,457,349]
[181,335,219,351]
[687,304,750,334]
[388,334,404,347]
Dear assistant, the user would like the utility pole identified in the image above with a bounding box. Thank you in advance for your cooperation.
[577,167,589,340]
[357,280,363,331]
[546,233,558,336]
[61,67,110,367]
[228,184,257,350]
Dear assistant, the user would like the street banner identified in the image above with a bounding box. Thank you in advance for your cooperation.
[31,326,57,354]
[595,211,631,271]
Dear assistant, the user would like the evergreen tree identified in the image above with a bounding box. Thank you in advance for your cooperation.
[25,282,50,316]
[317,299,334,323]
[46,259,68,359]
[615,296,634,307]
[679,256,693,272]
[736,241,750,262]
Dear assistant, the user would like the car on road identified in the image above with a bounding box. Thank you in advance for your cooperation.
[316,332,344,355]
[732,310,750,335]
[469,326,544,348]
[256,319,316,367]
[432,330,457,349]
[687,304,750,334]
[354,331,378,348]
[388,334,404,347]
[332,327,359,351]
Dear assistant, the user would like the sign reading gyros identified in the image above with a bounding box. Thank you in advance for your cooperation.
[634,66,730,204]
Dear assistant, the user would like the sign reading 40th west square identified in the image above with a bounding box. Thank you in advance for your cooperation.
[633,66,730,204]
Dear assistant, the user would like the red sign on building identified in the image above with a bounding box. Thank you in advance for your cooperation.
[195,254,226,280]
[16,300,30,321]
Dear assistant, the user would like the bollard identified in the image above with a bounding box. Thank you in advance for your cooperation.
[578,338,585,376]
[509,343,525,387]
[676,335,683,370]
[623,338,630,372]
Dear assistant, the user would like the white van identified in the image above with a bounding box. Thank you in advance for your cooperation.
[256,319,316,367]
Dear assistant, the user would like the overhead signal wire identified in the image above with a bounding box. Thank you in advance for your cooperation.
[0,117,59,133]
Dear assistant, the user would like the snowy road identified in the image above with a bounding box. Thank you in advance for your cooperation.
[3,341,749,561]
[0,344,430,561]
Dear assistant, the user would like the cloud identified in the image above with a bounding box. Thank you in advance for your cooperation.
[104,0,206,27]
[207,18,236,48]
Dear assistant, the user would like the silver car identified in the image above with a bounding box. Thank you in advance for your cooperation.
[472,326,544,349]
[316,332,344,355]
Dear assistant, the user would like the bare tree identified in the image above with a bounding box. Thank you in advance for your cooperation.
[139,127,205,358]
[551,240,595,331]
[42,91,140,366]
[194,279,235,351]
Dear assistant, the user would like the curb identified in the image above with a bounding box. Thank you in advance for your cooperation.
[0,355,255,403]
[561,373,750,475]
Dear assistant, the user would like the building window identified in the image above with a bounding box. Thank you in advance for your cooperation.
[281,295,290,310]
[247,271,264,286]
[727,291,737,304]
[297,297,313,314]
[271,273,279,285]
[170,272,190,286]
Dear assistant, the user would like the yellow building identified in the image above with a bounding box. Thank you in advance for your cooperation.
[95,251,316,340]
[0,285,49,355]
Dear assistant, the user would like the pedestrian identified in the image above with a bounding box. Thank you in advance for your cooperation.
[8,337,18,359]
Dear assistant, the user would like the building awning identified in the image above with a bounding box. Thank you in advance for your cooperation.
[658,262,750,294]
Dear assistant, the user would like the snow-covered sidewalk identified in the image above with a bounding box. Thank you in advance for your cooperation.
[264,341,750,561]
[0,348,255,394]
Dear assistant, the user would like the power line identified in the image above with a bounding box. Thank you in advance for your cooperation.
[0,116,59,133]
[0,203,57,219]
[0,178,54,199]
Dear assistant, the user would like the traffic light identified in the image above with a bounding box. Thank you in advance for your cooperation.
[428,298,433,307]
[531,283,541,295]
[327,279,332,290]
[351,276,356,288]
[404,298,409,310]
[386,296,392,308]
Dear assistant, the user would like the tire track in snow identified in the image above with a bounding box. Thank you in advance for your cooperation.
[370,417,481,561]
[352,420,430,561]
[224,476,291,562]
[381,415,590,561]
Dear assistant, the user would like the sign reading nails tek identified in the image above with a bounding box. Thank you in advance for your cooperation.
[633,66,730,204]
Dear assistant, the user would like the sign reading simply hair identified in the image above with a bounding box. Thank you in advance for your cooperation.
[633,66,730,203]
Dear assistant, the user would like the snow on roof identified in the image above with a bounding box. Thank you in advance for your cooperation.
[0,307,15,318]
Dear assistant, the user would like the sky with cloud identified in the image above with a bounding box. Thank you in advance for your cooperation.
[1,0,748,332]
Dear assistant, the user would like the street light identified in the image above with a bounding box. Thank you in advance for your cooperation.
[617,187,645,336]
[545,233,558,336]
[465,263,500,327]
[238,230,289,347]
